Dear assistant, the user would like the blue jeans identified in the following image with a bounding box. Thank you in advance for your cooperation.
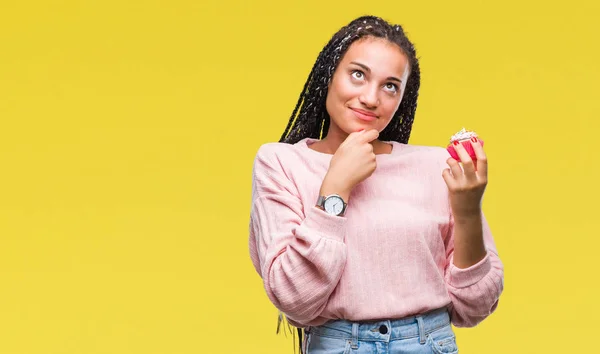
[302,307,458,353]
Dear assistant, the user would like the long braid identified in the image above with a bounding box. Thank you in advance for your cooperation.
[279,69,314,142]
[279,16,421,145]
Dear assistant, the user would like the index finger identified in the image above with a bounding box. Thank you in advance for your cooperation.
[357,129,380,143]
[471,138,488,176]
[340,130,365,146]
[453,141,477,176]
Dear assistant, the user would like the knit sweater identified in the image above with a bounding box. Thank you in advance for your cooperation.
[248,137,504,328]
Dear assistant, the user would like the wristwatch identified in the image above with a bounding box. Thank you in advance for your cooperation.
[316,194,347,216]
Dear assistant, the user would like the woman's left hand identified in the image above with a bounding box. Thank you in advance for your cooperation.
[442,138,488,219]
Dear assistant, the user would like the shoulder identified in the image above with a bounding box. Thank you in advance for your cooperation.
[254,141,298,165]
[390,143,452,176]
[251,141,309,192]
[255,141,295,157]
[252,140,309,178]
[397,143,450,164]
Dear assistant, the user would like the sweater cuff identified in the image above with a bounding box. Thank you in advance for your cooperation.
[447,252,492,288]
[298,206,347,243]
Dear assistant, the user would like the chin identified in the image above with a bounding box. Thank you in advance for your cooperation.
[345,123,368,133]
[353,120,381,132]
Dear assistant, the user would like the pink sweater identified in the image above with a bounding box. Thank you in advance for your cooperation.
[248,137,504,328]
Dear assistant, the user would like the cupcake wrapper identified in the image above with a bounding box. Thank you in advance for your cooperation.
[446,139,484,161]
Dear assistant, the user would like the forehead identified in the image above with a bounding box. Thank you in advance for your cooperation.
[340,37,409,75]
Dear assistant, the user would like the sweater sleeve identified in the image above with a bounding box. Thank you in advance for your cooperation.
[443,210,505,327]
[248,144,348,325]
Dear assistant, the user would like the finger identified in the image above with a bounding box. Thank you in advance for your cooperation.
[453,141,476,177]
[470,137,488,177]
[358,129,380,143]
[341,130,364,146]
[446,157,463,179]
[442,168,457,189]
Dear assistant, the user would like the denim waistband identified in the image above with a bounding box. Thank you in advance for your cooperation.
[305,307,451,346]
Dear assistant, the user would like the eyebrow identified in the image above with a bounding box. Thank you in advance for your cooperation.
[350,61,403,83]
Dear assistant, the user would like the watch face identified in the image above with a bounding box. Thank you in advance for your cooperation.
[324,196,344,215]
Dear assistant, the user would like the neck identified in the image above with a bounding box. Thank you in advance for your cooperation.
[319,128,349,154]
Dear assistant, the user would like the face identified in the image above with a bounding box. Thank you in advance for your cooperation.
[325,37,410,137]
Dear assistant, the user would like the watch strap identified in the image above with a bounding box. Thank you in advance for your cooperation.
[316,195,326,208]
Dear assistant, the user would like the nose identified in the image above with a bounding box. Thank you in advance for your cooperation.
[359,84,379,108]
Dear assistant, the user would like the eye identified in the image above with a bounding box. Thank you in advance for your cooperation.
[351,70,365,80]
[384,83,398,93]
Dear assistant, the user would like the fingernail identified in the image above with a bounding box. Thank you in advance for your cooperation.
[471,137,478,143]
[453,141,459,146]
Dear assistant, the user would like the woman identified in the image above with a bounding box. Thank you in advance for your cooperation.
[248,15,504,354]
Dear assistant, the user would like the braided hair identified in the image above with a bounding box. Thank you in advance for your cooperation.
[279,15,421,145]
[276,16,422,353]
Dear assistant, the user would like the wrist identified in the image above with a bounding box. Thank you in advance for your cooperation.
[320,176,351,202]
[451,204,481,221]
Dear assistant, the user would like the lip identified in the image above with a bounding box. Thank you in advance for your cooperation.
[350,108,378,122]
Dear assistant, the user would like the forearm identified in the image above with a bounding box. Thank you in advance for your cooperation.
[452,212,487,268]
[264,239,347,322]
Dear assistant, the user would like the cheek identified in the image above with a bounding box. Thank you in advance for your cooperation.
[381,98,402,119]
[327,79,353,114]
[331,76,360,102]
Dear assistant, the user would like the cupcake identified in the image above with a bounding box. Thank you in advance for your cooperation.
[446,128,484,161]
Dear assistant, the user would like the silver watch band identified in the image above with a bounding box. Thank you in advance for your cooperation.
[316,195,326,207]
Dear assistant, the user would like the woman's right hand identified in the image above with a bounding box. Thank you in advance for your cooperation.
[320,129,379,201]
